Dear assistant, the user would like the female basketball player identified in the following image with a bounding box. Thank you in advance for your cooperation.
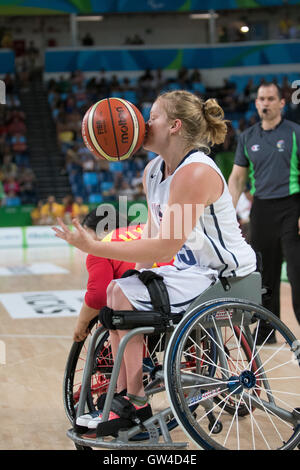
[53,90,257,435]
[74,210,172,342]
[73,209,137,342]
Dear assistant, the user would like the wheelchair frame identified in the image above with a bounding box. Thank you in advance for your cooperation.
[66,272,300,450]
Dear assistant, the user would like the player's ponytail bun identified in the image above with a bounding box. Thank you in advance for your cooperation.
[159,90,228,153]
[203,98,228,147]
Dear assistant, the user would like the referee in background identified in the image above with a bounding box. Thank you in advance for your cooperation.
[228,82,300,344]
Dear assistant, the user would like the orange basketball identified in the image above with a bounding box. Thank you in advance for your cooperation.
[81,97,146,161]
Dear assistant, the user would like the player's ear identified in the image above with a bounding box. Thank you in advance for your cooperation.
[170,119,182,135]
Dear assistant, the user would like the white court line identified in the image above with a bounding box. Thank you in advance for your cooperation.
[0,334,72,339]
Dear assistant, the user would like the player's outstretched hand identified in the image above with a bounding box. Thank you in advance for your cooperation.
[52,218,94,253]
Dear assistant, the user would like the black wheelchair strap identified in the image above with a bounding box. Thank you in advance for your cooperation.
[138,270,171,318]
[121,268,171,323]
[110,395,137,420]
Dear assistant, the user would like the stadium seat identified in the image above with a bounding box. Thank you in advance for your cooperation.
[123,90,138,104]
[101,181,114,192]
[191,82,206,94]
[109,162,123,172]
[83,172,98,187]
[88,193,103,203]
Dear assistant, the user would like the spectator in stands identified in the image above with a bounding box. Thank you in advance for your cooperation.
[133,182,145,201]
[74,196,89,223]
[81,154,95,172]
[56,75,72,94]
[1,154,17,179]
[131,170,143,190]
[18,168,37,204]
[1,30,13,49]
[31,200,44,225]
[40,195,64,225]
[82,33,95,46]
[7,114,26,136]
[0,179,5,206]
[3,175,20,197]
[62,194,81,224]
[11,133,27,154]
[189,69,202,83]
[152,68,166,93]
[117,179,136,201]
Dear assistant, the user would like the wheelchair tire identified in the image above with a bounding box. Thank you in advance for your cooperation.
[63,319,112,423]
[165,299,300,450]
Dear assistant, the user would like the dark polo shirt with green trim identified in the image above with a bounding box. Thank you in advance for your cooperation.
[234,119,300,199]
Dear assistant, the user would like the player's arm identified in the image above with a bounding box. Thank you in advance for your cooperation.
[73,301,99,342]
[135,162,159,270]
[228,133,249,207]
[228,164,248,208]
[53,163,222,263]
[74,256,114,341]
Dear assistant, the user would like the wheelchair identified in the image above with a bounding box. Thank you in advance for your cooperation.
[63,271,300,450]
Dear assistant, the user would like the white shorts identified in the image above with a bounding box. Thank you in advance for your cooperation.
[113,264,218,314]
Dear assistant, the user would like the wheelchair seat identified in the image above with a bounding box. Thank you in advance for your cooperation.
[186,271,262,314]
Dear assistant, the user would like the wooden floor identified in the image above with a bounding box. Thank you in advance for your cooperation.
[0,246,299,450]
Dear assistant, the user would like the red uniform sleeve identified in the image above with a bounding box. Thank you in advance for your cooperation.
[84,254,115,310]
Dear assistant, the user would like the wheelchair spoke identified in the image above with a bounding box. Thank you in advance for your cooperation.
[246,328,278,372]
[252,342,289,375]
[226,311,247,373]
[253,383,299,419]
[223,391,244,448]
[240,393,273,449]
[182,347,236,378]
[256,360,300,378]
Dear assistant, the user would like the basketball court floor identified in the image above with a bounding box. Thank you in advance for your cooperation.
[0,244,299,450]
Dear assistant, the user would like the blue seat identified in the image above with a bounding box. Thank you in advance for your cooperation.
[88,193,103,204]
[167,82,181,91]
[110,90,123,98]
[83,172,98,187]
[123,90,138,104]
[4,196,21,207]
[141,103,151,122]
[191,82,206,94]
[109,161,123,172]
[231,120,239,130]
[101,181,114,192]
[147,151,157,160]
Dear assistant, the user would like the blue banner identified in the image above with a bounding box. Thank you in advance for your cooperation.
[45,42,300,73]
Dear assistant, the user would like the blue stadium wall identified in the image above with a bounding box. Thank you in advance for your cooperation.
[0,0,300,15]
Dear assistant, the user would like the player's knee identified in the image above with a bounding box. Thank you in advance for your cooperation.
[109,283,131,310]
[106,280,117,308]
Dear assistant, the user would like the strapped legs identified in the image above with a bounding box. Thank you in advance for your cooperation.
[106,280,145,397]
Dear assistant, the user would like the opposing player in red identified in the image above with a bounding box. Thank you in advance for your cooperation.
[74,208,172,342]
[73,209,141,342]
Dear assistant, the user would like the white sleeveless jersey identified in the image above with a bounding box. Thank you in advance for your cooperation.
[145,150,257,278]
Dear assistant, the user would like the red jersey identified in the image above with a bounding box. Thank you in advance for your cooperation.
[84,225,173,310]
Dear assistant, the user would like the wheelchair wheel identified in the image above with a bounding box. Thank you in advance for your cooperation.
[165,300,300,450]
[63,319,112,423]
